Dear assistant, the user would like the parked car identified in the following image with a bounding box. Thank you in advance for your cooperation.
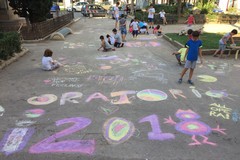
[98,1,111,10]
[107,6,127,19]
[67,2,89,12]
[81,4,108,17]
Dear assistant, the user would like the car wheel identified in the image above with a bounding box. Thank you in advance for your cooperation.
[89,13,93,18]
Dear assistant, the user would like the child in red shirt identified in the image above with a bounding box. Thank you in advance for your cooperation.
[186,14,195,26]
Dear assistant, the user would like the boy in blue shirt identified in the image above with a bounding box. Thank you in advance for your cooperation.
[178,31,203,85]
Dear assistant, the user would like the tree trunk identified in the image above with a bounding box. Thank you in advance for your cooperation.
[131,0,134,15]
[177,0,181,23]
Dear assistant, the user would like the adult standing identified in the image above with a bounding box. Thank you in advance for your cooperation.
[159,10,167,25]
[148,4,155,29]
[114,2,120,29]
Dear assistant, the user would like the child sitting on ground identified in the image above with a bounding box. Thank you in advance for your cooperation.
[106,34,115,45]
[153,25,162,36]
[112,28,124,47]
[98,35,115,52]
[42,49,61,71]
[172,47,187,65]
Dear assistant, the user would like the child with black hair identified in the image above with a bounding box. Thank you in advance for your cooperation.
[42,49,61,71]
[178,31,203,85]
[98,35,115,52]
[153,25,162,36]
[187,29,193,40]
[106,34,115,45]
[112,28,124,47]
[130,18,139,39]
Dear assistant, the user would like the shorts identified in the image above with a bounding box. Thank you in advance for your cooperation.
[132,30,138,36]
[120,28,127,35]
[219,43,226,51]
[115,16,119,22]
[184,60,196,69]
[175,54,181,60]
[148,18,154,22]
[114,42,121,47]
[140,26,147,29]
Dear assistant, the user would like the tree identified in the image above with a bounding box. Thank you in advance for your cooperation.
[8,0,53,24]
[177,0,181,22]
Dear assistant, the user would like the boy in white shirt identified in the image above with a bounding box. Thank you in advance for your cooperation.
[148,4,155,29]
[130,18,139,38]
[114,2,120,29]
[159,10,167,25]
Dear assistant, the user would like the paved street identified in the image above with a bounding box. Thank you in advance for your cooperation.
[0,13,240,160]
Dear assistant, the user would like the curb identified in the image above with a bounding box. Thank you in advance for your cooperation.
[0,48,29,70]
[22,18,81,43]
[162,34,230,55]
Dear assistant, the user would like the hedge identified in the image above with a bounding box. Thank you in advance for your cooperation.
[0,32,21,60]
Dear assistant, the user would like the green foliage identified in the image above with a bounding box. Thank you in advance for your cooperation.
[8,0,53,23]
[153,4,177,14]
[228,7,238,14]
[0,32,21,60]
[134,11,148,21]
[196,0,216,14]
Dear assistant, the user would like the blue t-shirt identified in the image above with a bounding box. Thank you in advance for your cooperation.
[186,39,202,61]
[138,21,144,28]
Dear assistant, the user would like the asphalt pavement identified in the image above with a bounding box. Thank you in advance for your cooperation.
[0,13,240,160]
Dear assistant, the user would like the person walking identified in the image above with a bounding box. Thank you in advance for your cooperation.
[119,14,127,42]
[114,2,120,29]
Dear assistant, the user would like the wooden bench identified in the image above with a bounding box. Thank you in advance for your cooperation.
[50,27,73,40]
[227,45,240,60]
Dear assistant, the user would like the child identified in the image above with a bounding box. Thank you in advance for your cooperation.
[153,25,162,36]
[130,18,139,38]
[98,35,115,52]
[106,34,115,45]
[112,28,124,48]
[42,49,61,71]
[178,31,203,85]
[159,10,167,25]
[213,29,238,58]
[138,20,149,34]
[119,14,127,42]
[172,47,187,65]
[185,14,195,27]
[129,19,134,33]
[187,29,193,40]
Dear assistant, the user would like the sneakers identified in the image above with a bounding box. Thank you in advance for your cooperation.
[178,78,182,84]
[187,80,194,85]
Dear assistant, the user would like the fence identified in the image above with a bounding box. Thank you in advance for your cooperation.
[0,12,74,40]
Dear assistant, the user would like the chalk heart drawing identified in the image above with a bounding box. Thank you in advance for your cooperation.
[25,109,45,118]
[15,120,36,127]
[0,105,5,116]
[197,75,217,82]
[98,106,119,115]
[27,94,57,105]
[103,117,135,144]
[0,128,34,155]
[164,109,226,146]
[137,89,168,101]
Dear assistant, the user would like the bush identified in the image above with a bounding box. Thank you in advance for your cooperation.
[135,11,148,21]
[153,4,177,14]
[0,32,21,60]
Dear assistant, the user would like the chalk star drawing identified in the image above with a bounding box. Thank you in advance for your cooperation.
[164,109,226,146]
[27,94,57,105]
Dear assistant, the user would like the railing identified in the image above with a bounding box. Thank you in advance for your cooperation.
[0,12,74,40]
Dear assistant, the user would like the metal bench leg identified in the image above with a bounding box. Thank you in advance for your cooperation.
[235,50,239,60]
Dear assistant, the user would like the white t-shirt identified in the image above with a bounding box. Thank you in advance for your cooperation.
[114,6,119,18]
[148,8,155,18]
[219,32,231,44]
[159,11,165,18]
[130,21,139,31]
[42,56,53,70]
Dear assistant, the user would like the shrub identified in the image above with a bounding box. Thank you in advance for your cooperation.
[153,4,177,14]
[134,11,148,21]
[0,32,21,60]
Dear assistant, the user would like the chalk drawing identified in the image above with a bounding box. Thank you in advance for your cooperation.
[137,89,168,101]
[129,70,168,84]
[197,75,217,82]
[139,114,175,141]
[209,103,232,120]
[29,117,95,155]
[0,105,5,116]
[44,77,83,88]
[87,75,124,85]
[232,111,239,122]
[86,92,109,103]
[63,42,85,49]
[207,62,230,75]
[135,34,157,40]
[169,89,187,99]
[164,109,226,146]
[25,109,45,118]
[15,120,36,127]
[0,128,34,155]
[96,55,118,60]
[60,92,83,105]
[111,91,136,104]
[98,105,119,115]
[103,117,135,144]
[190,86,202,98]
[27,94,57,105]
[205,89,236,101]
[125,41,160,47]
[100,65,112,70]
[64,64,92,74]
